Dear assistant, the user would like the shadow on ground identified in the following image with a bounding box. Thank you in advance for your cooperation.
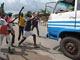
[0,57,7,60]
[1,42,61,60]
[15,41,51,54]
[0,49,11,60]
[16,41,62,55]
[38,36,47,39]
[53,45,60,51]
[1,41,51,60]
[1,46,29,60]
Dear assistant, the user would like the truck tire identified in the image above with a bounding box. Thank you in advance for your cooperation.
[60,37,80,59]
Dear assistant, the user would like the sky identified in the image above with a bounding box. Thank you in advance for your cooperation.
[0,0,58,13]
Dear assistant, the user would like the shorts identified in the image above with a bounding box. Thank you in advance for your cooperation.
[23,31,34,38]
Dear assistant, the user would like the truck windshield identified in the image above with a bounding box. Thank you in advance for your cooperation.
[54,2,74,13]
[77,0,80,10]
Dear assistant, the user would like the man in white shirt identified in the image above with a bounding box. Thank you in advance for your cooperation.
[6,12,16,47]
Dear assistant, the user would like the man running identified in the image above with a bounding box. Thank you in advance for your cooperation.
[19,13,39,48]
[32,12,40,37]
[6,12,17,47]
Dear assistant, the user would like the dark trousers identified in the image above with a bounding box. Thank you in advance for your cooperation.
[6,30,15,45]
[18,26,24,40]
[32,25,39,36]
[11,32,15,44]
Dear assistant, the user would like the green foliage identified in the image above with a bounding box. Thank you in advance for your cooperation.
[0,7,7,17]
[0,2,5,17]
[24,13,28,16]
[27,11,32,14]
[40,9,50,16]
[0,7,1,16]
[3,12,7,16]
[25,11,32,16]
[14,14,19,17]
[1,2,4,8]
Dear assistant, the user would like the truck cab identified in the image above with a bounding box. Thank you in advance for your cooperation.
[47,0,80,59]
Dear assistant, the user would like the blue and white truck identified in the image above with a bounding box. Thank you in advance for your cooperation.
[47,0,80,59]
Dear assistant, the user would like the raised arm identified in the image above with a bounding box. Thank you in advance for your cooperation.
[10,17,18,23]
[19,6,24,20]
[1,2,4,18]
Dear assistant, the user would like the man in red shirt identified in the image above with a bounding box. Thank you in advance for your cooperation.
[0,3,14,54]
[32,12,40,37]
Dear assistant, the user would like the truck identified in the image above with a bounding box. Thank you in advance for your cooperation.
[47,0,80,59]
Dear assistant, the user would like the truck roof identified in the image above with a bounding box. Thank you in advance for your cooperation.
[59,0,74,3]
[58,0,75,6]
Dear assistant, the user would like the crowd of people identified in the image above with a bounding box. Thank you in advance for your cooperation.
[0,3,40,54]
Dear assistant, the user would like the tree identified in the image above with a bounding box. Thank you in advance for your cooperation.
[0,7,1,16]
[40,9,50,16]
[0,2,7,17]
[14,14,19,17]
[25,11,32,16]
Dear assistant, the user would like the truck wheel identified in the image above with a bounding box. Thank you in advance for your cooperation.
[60,37,80,59]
